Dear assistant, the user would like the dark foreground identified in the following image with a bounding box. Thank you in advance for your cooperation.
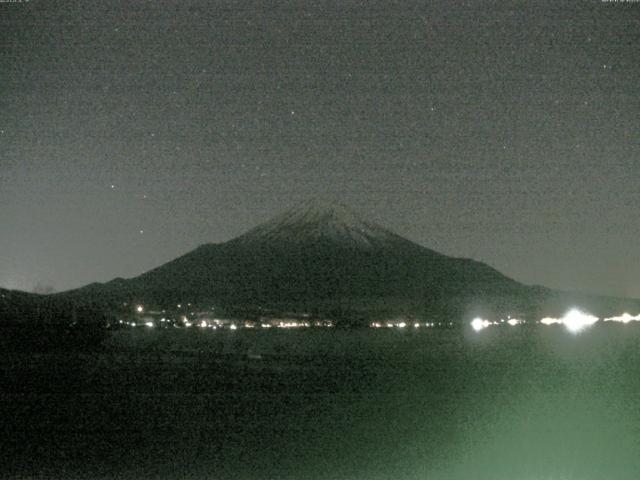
[2,325,640,480]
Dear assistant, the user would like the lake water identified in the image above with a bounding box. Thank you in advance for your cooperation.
[2,325,640,479]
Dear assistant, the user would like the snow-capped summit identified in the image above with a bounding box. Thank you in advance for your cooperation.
[23,200,639,328]
[233,199,403,248]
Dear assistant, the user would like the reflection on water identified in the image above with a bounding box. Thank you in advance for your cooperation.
[3,325,640,479]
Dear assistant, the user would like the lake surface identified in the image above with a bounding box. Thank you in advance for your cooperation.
[2,325,640,479]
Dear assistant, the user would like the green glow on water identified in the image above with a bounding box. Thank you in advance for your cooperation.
[3,325,640,479]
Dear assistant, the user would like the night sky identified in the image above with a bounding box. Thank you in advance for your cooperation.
[1,0,638,298]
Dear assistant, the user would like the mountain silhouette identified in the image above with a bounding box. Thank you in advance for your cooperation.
[3,200,640,324]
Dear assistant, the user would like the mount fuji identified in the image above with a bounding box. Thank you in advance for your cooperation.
[3,200,639,324]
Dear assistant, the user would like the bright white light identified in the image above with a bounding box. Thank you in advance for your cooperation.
[471,317,491,332]
[562,309,599,333]
[199,320,208,328]
[145,321,154,328]
[184,321,192,327]
[414,323,420,328]
[397,322,406,328]
[136,305,144,313]
[507,318,522,326]
[229,324,237,330]
[604,313,640,323]
[277,320,289,327]
[540,316,562,325]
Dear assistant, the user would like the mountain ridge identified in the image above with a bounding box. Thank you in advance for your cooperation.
[3,200,640,324]
[60,200,531,320]
[229,199,428,252]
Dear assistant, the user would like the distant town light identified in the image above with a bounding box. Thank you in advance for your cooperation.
[136,305,144,313]
[562,309,599,333]
[605,313,640,323]
[145,321,154,328]
[230,324,237,330]
[471,317,491,332]
[540,317,562,326]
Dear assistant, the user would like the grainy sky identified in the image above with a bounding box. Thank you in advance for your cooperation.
[1,0,639,298]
